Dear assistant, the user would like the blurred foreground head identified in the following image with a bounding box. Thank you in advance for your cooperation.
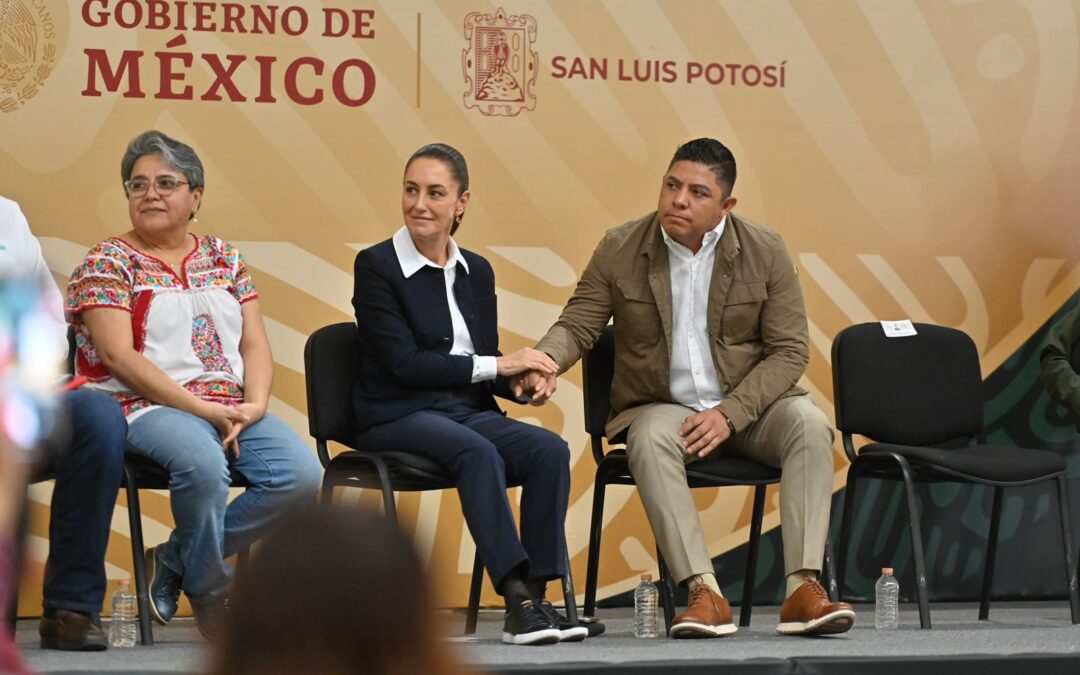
[210,504,463,675]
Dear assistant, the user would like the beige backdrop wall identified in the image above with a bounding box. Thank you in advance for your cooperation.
[2,0,1078,615]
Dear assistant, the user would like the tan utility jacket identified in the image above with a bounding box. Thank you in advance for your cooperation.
[536,211,809,439]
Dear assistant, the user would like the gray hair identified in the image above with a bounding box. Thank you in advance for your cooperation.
[120,130,205,190]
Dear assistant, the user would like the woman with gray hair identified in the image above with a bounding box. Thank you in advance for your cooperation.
[64,130,323,640]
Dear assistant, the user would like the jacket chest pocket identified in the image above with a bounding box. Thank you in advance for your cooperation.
[720,281,767,344]
[614,278,661,346]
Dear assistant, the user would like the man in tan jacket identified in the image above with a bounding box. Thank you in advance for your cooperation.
[525,138,854,637]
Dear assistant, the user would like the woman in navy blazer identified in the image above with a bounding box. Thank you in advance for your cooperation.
[351,144,584,645]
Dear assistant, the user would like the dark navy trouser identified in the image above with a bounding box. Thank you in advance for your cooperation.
[358,407,571,591]
[42,390,126,614]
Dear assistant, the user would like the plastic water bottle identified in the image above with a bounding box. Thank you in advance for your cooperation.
[108,579,137,647]
[634,573,658,638]
[875,567,900,630]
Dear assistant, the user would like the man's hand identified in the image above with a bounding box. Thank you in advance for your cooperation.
[678,408,732,458]
[497,348,559,377]
[512,369,557,405]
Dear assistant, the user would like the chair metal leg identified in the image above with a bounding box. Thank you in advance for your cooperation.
[561,549,579,626]
[464,549,484,634]
[835,467,859,602]
[583,474,607,618]
[1055,475,1080,624]
[978,486,1003,621]
[822,539,838,602]
[657,549,676,635]
[739,485,766,627]
[124,463,154,646]
[897,459,931,629]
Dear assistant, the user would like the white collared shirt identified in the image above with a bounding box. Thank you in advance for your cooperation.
[392,226,497,383]
[0,196,67,365]
[662,216,726,411]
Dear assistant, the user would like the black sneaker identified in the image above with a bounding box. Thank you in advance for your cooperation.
[501,599,560,645]
[538,600,589,642]
[145,546,182,625]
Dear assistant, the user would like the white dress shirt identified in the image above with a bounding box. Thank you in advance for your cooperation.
[662,216,726,411]
[392,226,497,383]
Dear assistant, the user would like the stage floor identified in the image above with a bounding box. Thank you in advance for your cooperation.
[17,602,1080,674]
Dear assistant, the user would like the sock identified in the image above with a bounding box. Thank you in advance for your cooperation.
[785,570,816,598]
[688,573,723,597]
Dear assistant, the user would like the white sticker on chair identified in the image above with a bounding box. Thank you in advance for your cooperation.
[880,320,918,337]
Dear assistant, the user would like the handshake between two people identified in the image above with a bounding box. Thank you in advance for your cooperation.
[496,347,559,406]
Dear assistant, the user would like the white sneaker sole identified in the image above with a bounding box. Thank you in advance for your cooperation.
[670,620,738,638]
[501,628,561,645]
[776,608,856,636]
[558,626,590,642]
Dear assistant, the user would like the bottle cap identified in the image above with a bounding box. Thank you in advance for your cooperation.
[882,567,893,574]
[641,573,653,582]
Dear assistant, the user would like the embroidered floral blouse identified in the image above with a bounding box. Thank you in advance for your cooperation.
[65,234,257,420]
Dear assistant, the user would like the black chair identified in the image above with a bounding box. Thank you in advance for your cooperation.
[831,322,1080,629]
[581,325,782,633]
[303,322,579,634]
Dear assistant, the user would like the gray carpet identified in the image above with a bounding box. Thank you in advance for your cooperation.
[16,602,1080,673]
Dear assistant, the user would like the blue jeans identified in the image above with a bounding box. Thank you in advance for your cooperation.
[42,390,127,613]
[126,408,323,600]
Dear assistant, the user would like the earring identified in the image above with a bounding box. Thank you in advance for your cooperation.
[453,214,462,225]
[191,214,199,223]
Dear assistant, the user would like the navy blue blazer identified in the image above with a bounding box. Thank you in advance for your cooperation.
[351,238,516,431]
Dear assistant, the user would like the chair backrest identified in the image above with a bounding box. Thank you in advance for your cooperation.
[831,322,983,446]
[304,322,362,455]
[581,325,615,461]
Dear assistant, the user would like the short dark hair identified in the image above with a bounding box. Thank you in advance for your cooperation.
[668,138,736,197]
[211,505,461,675]
[405,143,469,235]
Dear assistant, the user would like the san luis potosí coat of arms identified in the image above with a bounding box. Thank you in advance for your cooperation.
[462,7,538,117]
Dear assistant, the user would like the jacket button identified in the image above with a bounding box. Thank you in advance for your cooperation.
[721,273,728,278]
[441,337,452,342]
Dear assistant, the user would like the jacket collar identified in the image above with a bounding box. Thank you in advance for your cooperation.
[392,226,470,278]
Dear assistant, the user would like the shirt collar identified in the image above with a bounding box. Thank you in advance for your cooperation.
[660,215,726,257]
[392,226,470,278]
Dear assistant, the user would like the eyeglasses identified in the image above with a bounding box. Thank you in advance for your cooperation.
[124,176,190,198]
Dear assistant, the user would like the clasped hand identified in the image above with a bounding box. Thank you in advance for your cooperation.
[494,347,559,405]
[202,402,265,458]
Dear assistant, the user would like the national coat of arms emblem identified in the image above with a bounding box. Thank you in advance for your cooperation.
[0,0,58,113]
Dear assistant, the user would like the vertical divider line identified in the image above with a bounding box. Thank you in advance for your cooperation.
[416,12,422,108]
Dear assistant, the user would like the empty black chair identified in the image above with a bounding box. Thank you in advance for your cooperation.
[581,325,781,632]
[304,322,578,634]
[832,322,1080,628]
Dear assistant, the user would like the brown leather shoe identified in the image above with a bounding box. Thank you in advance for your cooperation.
[776,578,856,635]
[192,594,230,642]
[670,584,737,638]
[39,610,109,651]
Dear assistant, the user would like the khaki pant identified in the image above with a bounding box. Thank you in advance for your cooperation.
[625,394,834,585]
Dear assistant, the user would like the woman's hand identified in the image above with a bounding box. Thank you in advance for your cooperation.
[217,402,267,458]
[198,402,251,458]
[496,348,559,377]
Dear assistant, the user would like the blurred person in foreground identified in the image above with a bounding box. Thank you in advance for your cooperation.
[351,143,584,645]
[64,131,323,639]
[1,195,127,652]
[1040,301,1080,430]
[210,505,465,675]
